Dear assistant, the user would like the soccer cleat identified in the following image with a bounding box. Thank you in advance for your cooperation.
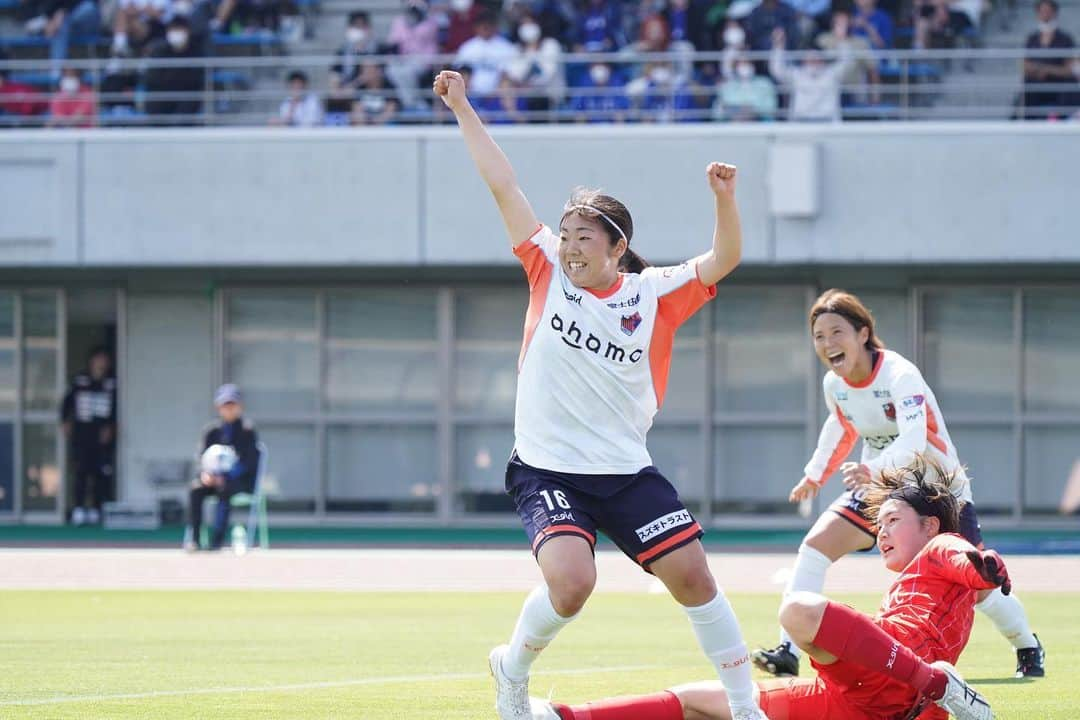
[932,661,994,720]
[730,706,769,720]
[1015,635,1045,678]
[751,641,799,677]
[489,645,531,720]
[527,697,561,720]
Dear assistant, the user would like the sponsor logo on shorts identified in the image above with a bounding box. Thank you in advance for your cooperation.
[635,509,694,543]
[901,394,925,409]
[548,511,575,523]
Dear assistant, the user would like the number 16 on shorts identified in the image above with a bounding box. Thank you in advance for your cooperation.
[540,489,571,511]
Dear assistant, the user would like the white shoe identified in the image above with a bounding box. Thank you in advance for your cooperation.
[528,697,560,720]
[489,645,530,720]
[730,706,769,720]
[932,661,994,720]
[71,507,86,526]
[86,508,101,524]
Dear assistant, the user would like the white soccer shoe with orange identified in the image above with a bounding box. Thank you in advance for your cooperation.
[932,661,994,720]
[489,645,531,720]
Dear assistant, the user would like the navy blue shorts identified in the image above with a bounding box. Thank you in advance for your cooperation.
[505,453,703,570]
[829,488,984,548]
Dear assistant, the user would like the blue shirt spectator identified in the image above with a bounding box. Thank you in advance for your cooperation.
[638,64,700,122]
[573,0,625,51]
[746,0,800,50]
[852,0,894,49]
[570,62,631,122]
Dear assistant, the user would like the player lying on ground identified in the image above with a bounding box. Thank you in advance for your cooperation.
[754,289,1042,680]
[530,454,1006,720]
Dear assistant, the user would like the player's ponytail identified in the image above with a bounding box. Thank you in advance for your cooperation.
[809,289,886,351]
[863,453,962,535]
[562,188,649,274]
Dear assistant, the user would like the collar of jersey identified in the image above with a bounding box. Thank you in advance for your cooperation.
[843,350,885,388]
[580,274,624,299]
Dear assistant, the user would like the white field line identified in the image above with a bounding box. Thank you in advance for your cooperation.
[0,664,665,707]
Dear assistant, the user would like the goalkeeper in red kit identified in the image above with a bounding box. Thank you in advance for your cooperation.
[529,454,1009,720]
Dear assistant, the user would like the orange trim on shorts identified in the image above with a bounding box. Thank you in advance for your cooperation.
[830,505,877,537]
[531,525,596,552]
[635,522,703,565]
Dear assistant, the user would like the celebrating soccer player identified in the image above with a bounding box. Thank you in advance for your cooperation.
[433,69,766,720]
[531,455,1006,720]
[753,289,1043,680]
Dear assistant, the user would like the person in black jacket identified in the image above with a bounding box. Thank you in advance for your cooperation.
[186,383,259,551]
[144,15,206,124]
[61,346,117,526]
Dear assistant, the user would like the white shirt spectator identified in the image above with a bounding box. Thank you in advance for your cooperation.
[277,92,324,127]
[769,44,852,121]
[455,33,518,95]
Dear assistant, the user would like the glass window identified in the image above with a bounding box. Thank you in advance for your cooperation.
[226,293,318,414]
[256,425,316,512]
[455,424,515,514]
[22,422,58,512]
[0,422,12,512]
[327,424,437,513]
[1023,425,1080,517]
[1023,290,1080,413]
[0,293,14,414]
[662,314,706,420]
[649,425,705,514]
[922,290,1015,414]
[325,290,438,414]
[948,425,1015,515]
[848,290,911,358]
[713,288,808,415]
[22,293,59,413]
[713,425,805,514]
[454,288,527,416]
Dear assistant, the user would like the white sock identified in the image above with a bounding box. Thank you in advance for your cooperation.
[976,587,1038,649]
[684,591,756,711]
[501,585,576,681]
[777,544,833,658]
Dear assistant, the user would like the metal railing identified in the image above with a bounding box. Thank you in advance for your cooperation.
[1,47,1077,127]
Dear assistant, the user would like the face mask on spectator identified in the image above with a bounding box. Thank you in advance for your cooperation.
[1038,20,1057,32]
[172,0,192,15]
[736,62,755,80]
[518,22,541,44]
[589,64,611,85]
[167,29,189,49]
[723,26,745,48]
[450,0,472,12]
[649,66,673,84]
[347,27,368,44]
[60,76,80,93]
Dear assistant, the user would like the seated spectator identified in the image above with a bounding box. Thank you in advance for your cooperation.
[99,70,141,123]
[531,0,576,47]
[504,13,565,116]
[817,9,881,104]
[631,12,671,53]
[0,61,48,119]
[632,61,699,122]
[442,0,482,52]
[184,384,259,552]
[851,0,894,50]
[720,19,749,78]
[569,61,631,122]
[27,0,103,80]
[270,70,323,127]
[455,12,518,99]
[144,16,205,125]
[664,0,721,51]
[746,0,799,51]
[573,0,625,52]
[1021,0,1078,119]
[110,0,168,56]
[769,27,852,120]
[386,0,439,110]
[328,12,377,112]
[913,0,975,49]
[714,55,778,120]
[351,62,401,125]
[47,67,97,127]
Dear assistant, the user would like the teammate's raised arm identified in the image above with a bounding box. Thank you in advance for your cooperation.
[433,70,539,249]
[695,162,742,287]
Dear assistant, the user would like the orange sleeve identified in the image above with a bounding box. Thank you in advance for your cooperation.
[512,225,551,290]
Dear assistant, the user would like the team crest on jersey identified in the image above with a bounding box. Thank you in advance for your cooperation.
[620,312,642,336]
[883,402,897,421]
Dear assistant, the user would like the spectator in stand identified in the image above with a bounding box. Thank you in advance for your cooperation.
[0,61,48,120]
[386,0,440,109]
[531,0,576,47]
[328,12,377,112]
[29,0,102,80]
[786,0,832,47]
[769,26,852,120]
[110,0,168,57]
[714,53,778,120]
[270,70,323,127]
[210,0,282,35]
[746,0,799,50]
[719,19,749,79]
[351,61,402,125]
[817,9,881,105]
[663,0,715,50]
[573,0,625,52]
[144,16,205,124]
[443,0,482,52]
[633,60,698,122]
[1021,0,1078,119]
[851,0,894,50]
[504,12,565,116]
[47,67,97,127]
[569,60,630,122]
[913,0,975,49]
[455,12,518,99]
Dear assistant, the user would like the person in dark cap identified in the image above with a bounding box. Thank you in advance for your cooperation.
[184,383,259,551]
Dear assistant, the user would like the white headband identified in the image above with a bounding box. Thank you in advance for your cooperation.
[564,204,628,242]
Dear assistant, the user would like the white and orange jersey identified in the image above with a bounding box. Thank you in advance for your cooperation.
[513,225,715,475]
[803,349,973,503]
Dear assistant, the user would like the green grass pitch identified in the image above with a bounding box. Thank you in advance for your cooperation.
[0,591,1074,718]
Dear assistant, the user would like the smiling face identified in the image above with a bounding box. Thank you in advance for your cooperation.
[558,211,625,290]
[877,498,939,571]
[812,312,871,379]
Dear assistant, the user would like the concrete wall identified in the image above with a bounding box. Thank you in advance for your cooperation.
[1,124,1077,268]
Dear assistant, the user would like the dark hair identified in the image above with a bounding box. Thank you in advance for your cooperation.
[1036,0,1059,12]
[348,10,370,25]
[561,187,647,274]
[474,10,497,26]
[287,70,308,85]
[863,453,962,535]
[88,345,111,360]
[809,288,886,350]
[167,15,190,30]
